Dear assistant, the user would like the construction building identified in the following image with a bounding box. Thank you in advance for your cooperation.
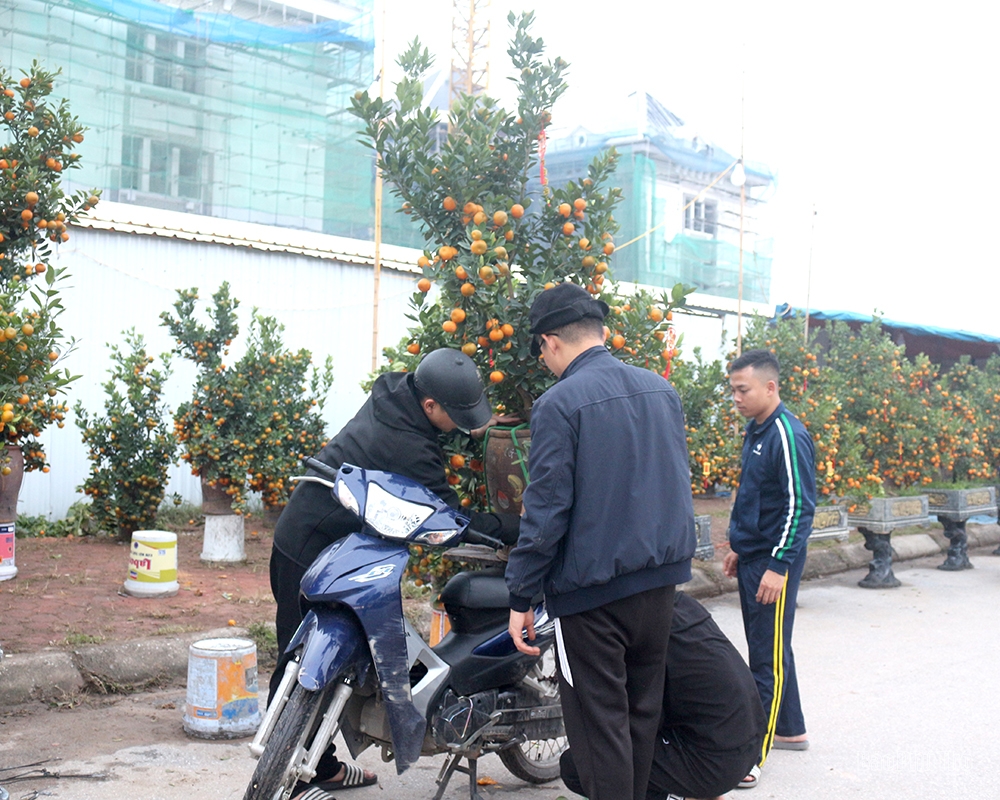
[541,92,774,304]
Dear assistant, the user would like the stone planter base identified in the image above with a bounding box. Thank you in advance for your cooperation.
[857,530,901,588]
[811,504,849,543]
[201,515,246,563]
[693,515,714,561]
[927,487,997,570]
[849,496,930,590]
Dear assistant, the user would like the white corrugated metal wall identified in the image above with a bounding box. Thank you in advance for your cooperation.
[18,227,420,519]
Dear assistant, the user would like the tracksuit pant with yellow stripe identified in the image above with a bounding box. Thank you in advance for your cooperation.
[736,551,806,765]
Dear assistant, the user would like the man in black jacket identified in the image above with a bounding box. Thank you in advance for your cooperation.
[506,283,696,800]
[270,348,511,793]
[559,592,767,800]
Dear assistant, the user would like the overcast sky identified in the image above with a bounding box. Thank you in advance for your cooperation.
[377,0,1000,338]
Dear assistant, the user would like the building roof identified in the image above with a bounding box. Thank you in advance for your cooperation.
[775,304,1000,362]
[548,91,774,186]
[81,0,373,47]
[75,201,421,274]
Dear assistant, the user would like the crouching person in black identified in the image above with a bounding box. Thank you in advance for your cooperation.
[560,593,766,800]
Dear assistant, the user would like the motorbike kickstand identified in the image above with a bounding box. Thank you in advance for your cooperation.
[432,752,485,800]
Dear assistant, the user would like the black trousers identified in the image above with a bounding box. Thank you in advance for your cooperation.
[554,585,675,800]
[562,736,759,799]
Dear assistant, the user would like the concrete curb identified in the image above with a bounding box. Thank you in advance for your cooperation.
[1,523,997,707]
[0,627,249,707]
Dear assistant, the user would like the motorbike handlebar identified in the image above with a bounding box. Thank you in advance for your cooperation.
[304,457,340,483]
[462,528,505,550]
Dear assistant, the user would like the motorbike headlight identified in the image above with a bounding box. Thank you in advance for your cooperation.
[365,482,434,539]
[336,480,361,517]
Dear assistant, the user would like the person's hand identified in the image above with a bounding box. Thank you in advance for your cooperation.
[756,569,786,604]
[508,609,540,656]
[471,413,522,439]
[722,550,739,578]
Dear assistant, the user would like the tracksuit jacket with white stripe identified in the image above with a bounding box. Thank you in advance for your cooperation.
[729,402,815,574]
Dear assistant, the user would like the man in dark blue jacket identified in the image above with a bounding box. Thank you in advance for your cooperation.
[723,348,815,789]
[506,283,696,800]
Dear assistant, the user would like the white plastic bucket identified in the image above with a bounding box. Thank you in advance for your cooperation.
[0,523,17,582]
[123,530,179,598]
[183,637,261,739]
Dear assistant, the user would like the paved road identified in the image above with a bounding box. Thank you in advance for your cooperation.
[2,547,998,799]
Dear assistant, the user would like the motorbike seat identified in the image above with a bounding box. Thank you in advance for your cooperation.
[439,569,508,611]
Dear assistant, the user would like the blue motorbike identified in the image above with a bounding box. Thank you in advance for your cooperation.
[243,459,564,800]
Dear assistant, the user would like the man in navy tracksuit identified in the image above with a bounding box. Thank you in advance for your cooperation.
[505,283,696,800]
[723,349,815,789]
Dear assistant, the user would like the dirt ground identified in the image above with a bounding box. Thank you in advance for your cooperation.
[0,497,733,657]
[0,520,277,655]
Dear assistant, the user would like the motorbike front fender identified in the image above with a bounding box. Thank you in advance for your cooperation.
[289,607,370,692]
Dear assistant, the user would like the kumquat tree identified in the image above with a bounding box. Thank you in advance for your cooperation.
[161,283,253,511]
[238,312,333,513]
[351,14,692,588]
[162,285,335,515]
[75,331,176,540]
[718,316,1000,512]
[0,62,96,472]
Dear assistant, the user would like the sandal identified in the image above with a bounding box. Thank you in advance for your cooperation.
[316,762,378,791]
[737,764,761,789]
[296,789,336,800]
[773,737,809,751]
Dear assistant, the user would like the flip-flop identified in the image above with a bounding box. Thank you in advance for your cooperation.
[737,764,761,789]
[296,788,336,800]
[315,762,378,791]
[773,738,810,751]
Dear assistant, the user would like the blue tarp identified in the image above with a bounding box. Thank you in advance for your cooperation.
[75,0,373,48]
[774,304,1000,347]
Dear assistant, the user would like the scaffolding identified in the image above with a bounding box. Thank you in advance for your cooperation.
[0,0,377,238]
[539,139,772,303]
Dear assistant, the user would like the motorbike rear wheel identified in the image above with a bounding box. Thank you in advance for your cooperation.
[242,682,333,800]
[498,646,567,783]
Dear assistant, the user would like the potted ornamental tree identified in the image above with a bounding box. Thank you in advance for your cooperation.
[351,16,691,589]
[0,62,96,580]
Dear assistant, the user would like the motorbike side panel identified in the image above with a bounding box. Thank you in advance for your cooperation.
[433,631,544,697]
[295,532,425,773]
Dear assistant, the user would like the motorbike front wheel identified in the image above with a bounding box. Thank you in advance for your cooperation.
[243,682,333,800]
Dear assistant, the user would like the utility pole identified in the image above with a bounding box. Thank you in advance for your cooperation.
[804,206,817,344]
[371,0,386,371]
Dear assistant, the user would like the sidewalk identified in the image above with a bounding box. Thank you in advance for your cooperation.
[2,522,997,708]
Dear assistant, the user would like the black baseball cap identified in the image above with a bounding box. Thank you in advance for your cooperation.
[529,282,609,356]
[413,348,493,432]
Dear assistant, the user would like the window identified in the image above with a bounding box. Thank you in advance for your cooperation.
[121,135,144,191]
[683,195,718,237]
[120,135,203,200]
[125,26,204,93]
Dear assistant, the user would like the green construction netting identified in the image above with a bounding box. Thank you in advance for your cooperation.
[540,147,772,303]
[0,0,382,239]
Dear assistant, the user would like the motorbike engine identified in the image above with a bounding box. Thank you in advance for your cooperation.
[432,689,498,748]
